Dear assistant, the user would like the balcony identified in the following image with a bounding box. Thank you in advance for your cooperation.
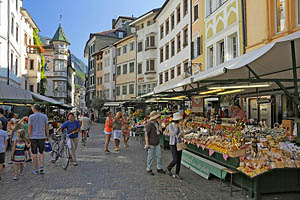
[53,91,67,98]
[145,70,156,80]
[27,45,45,54]
[54,54,67,60]
[46,71,67,78]
[145,46,157,51]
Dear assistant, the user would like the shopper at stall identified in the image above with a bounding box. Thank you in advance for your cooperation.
[165,112,184,179]
[122,113,130,148]
[104,112,113,153]
[56,113,81,166]
[145,111,165,175]
[28,104,49,174]
[232,104,247,121]
[113,112,123,152]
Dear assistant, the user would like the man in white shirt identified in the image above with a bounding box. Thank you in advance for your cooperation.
[80,113,92,140]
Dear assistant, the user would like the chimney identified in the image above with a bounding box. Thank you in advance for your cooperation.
[112,19,116,29]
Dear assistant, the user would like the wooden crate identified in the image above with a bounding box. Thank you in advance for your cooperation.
[228,148,246,158]
[282,120,293,136]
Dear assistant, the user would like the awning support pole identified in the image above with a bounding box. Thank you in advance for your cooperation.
[290,40,300,144]
[246,65,260,79]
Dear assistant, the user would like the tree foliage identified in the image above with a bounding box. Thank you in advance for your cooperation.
[91,96,106,111]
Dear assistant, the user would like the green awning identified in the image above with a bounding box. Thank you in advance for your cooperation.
[0,84,33,103]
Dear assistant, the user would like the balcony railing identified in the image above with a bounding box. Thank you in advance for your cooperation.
[45,71,67,77]
[145,70,156,80]
[53,92,67,98]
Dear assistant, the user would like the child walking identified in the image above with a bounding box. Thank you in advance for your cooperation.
[11,129,29,180]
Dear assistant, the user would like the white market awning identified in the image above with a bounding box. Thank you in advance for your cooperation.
[31,92,62,105]
[103,102,125,107]
[153,31,300,98]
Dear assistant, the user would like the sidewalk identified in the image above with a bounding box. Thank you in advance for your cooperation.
[0,123,299,200]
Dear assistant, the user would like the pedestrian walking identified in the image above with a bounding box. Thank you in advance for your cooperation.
[21,117,32,162]
[113,112,123,152]
[11,129,29,180]
[0,108,8,131]
[28,104,49,175]
[0,121,8,182]
[56,113,81,166]
[122,113,130,148]
[104,112,113,153]
[80,112,92,141]
[145,111,165,175]
[165,112,184,180]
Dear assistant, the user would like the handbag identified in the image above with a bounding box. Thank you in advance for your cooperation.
[44,141,53,153]
[176,142,186,151]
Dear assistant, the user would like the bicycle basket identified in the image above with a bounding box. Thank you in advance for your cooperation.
[51,134,62,141]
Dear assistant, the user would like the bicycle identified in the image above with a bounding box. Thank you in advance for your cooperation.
[50,132,71,170]
[81,129,89,147]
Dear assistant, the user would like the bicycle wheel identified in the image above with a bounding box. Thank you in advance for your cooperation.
[50,142,59,163]
[83,133,87,146]
[61,144,70,170]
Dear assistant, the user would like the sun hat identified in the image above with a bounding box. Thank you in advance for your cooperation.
[172,112,183,121]
[149,111,161,120]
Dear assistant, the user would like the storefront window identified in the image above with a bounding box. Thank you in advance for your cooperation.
[275,0,285,33]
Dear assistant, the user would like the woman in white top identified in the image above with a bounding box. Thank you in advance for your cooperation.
[165,112,183,179]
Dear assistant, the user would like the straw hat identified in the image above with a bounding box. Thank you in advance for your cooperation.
[172,112,183,121]
[149,111,161,120]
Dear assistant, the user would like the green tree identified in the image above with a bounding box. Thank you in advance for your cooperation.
[91,96,106,117]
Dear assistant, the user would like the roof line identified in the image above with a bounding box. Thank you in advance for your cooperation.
[154,0,170,21]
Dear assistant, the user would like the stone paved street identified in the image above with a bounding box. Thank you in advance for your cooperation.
[0,124,299,200]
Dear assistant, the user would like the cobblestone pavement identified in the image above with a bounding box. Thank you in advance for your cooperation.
[0,123,299,200]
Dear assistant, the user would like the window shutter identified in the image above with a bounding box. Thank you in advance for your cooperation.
[191,41,194,59]
[197,37,200,56]
[200,36,203,55]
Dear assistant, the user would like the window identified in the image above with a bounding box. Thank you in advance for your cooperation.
[229,34,238,59]
[54,81,66,93]
[152,83,157,90]
[218,41,225,64]
[117,66,121,75]
[104,89,110,98]
[100,77,103,84]
[24,33,27,46]
[183,0,188,16]
[171,13,175,30]
[166,19,170,35]
[207,0,213,16]
[194,4,199,22]
[165,43,169,60]
[159,73,163,85]
[165,71,169,82]
[29,85,34,92]
[177,65,181,76]
[177,33,181,53]
[123,64,127,74]
[146,60,155,71]
[147,84,152,93]
[138,63,142,74]
[171,68,175,79]
[16,0,18,10]
[146,35,155,48]
[171,39,175,57]
[183,26,188,48]
[138,85,142,96]
[104,73,110,83]
[10,53,13,71]
[30,59,34,70]
[117,48,121,56]
[129,62,134,73]
[297,0,300,25]
[16,25,18,42]
[122,85,127,95]
[208,46,214,68]
[138,41,143,52]
[123,45,127,54]
[97,77,100,85]
[54,60,65,71]
[183,61,189,73]
[130,41,135,51]
[25,58,28,70]
[25,80,28,90]
[11,17,14,35]
[129,84,134,94]
[177,4,181,24]
[160,24,164,39]
[192,37,201,59]
[142,85,147,94]
[160,47,164,63]
[116,86,120,96]
[15,58,18,75]
[275,0,285,33]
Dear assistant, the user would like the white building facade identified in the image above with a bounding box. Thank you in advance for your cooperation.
[131,9,160,97]
[205,0,242,69]
[102,45,116,101]
[155,0,191,91]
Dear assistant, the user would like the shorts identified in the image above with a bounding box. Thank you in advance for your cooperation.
[104,131,112,135]
[30,139,45,154]
[24,145,30,151]
[0,152,5,164]
[113,130,122,140]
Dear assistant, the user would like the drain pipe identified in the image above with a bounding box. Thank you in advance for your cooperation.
[241,0,247,54]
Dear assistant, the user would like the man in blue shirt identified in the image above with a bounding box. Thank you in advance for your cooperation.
[0,121,8,182]
[56,113,81,166]
[28,104,49,175]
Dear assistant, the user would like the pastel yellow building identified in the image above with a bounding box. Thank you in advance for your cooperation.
[191,0,205,73]
[204,0,244,68]
[94,51,104,98]
[115,35,136,101]
[246,0,300,52]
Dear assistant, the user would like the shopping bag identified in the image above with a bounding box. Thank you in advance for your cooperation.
[67,138,72,149]
[44,141,53,153]
[176,142,186,151]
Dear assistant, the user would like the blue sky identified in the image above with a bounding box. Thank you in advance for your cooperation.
[23,0,165,64]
